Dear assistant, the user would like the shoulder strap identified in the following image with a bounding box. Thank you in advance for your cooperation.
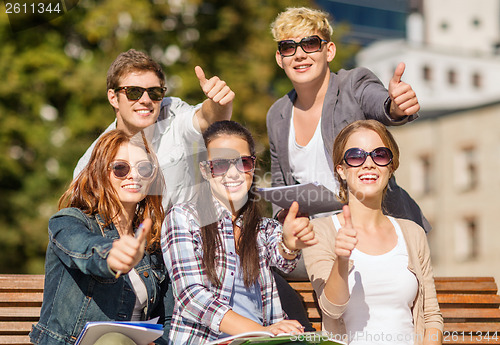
[331,212,342,231]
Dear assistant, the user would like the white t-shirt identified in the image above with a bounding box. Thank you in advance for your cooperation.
[128,268,148,321]
[73,97,204,207]
[332,215,418,345]
[288,111,339,195]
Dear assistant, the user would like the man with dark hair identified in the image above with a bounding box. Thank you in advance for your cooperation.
[74,49,234,206]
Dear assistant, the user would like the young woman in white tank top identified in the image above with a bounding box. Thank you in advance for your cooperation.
[302,120,443,345]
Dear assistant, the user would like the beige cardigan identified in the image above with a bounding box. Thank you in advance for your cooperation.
[302,216,443,344]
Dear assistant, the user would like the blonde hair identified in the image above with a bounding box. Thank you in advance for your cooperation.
[271,7,333,42]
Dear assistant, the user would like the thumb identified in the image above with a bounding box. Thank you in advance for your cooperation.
[195,66,207,85]
[136,218,152,244]
[391,62,405,84]
[342,205,353,229]
[285,201,300,223]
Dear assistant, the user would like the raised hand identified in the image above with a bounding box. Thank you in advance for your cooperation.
[107,218,152,277]
[335,205,358,259]
[282,202,317,253]
[195,66,235,106]
[388,62,420,118]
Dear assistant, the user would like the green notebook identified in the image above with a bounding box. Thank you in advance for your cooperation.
[206,331,346,345]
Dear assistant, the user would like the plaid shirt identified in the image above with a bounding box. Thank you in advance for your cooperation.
[161,199,299,345]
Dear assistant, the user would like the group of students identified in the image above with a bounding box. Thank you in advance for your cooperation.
[30,6,444,345]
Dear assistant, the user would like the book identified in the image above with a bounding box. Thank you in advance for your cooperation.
[74,319,164,345]
[256,182,340,215]
[206,331,346,345]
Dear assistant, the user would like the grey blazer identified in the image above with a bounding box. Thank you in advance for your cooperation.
[266,68,430,232]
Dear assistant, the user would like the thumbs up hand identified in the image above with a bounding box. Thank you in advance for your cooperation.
[195,66,235,106]
[281,202,318,255]
[335,205,358,259]
[388,62,420,118]
[194,66,234,131]
[108,218,152,277]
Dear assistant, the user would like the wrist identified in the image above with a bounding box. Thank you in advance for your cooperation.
[279,234,300,256]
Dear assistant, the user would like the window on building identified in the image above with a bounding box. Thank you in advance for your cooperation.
[440,21,449,30]
[494,42,500,55]
[411,154,433,196]
[472,72,482,88]
[454,147,478,191]
[448,69,457,85]
[472,18,481,28]
[454,216,479,261]
[423,65,432,81]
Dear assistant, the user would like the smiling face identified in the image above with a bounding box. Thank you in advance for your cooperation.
[336,128,393,205]
[109,142,154,212]
[108,70,163,136]
[275,32,336,87]
[203,134,254,214]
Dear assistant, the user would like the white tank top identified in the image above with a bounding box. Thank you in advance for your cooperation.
[288,110,339,195]
[332,215,418,345]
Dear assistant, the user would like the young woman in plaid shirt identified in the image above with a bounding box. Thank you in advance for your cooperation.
[161,120,317,344]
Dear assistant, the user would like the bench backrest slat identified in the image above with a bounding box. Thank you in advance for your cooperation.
[438,294,500,308]
[0,275,44,292]
[0,335,33,345]
[435,281,498,294]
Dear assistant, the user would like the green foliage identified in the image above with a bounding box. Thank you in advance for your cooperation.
[0,0,357,273]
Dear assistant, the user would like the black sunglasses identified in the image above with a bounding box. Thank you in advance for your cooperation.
[343,147,393,167]
[109,160,156,179]
[205,156,256,177]
[278,35,328,57]
[114,86,167,101]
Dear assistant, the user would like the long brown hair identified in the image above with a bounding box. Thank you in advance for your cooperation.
[59,129,165,252]
[199,121,261,287]
[332,120,400,204]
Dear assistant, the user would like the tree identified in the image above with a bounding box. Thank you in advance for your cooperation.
[0,0,358,273]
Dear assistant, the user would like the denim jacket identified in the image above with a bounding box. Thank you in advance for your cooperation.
[30,207,172,345]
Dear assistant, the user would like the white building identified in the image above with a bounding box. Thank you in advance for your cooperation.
[355,0,500,282]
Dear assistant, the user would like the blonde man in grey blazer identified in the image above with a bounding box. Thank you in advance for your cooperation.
[267,7,429,232]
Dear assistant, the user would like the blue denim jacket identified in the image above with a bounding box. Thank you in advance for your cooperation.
[30,207,173,345]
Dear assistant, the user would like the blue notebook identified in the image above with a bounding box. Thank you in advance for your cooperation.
[75,320,163,345]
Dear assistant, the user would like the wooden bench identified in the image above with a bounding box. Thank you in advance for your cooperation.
[0,274,44,345]
[289,277,500,344]
[1,275,500,344]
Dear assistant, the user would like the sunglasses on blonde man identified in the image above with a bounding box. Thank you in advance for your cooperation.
[278,35,328,57]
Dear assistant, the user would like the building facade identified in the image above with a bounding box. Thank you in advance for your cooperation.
[390,104,500,281]
[353,0,500,282]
